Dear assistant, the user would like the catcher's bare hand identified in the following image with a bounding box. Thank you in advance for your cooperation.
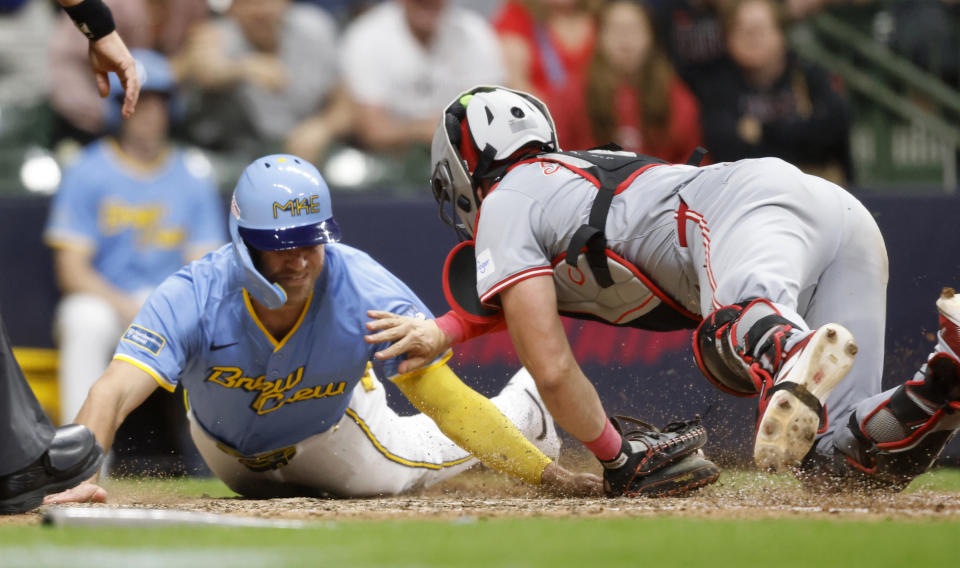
[365,310,451,374]
[89,31,140,118]
[43,482,108,505]
[540,462,603,497]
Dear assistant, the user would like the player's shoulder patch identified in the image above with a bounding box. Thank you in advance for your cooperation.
[121,324,167,356]
[476,248,495,280]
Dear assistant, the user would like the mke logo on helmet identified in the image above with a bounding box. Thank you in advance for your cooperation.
[272,195,323,219]
[205,365,346,415]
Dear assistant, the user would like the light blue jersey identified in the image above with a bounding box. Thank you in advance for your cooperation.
[43,139,226,292]
[113,244,435,455]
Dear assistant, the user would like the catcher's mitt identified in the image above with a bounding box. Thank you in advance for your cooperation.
[603,415,720,497]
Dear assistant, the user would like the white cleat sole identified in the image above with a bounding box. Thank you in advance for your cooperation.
[937,287,960,323]
[754,324,858,473]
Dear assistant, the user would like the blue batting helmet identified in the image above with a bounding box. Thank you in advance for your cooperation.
[229,154,341,308]
[105,49,178,129]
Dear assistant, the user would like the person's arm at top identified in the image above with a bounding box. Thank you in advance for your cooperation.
[58,0,140,118]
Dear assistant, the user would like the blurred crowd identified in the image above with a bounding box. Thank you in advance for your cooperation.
[0,0,958,194]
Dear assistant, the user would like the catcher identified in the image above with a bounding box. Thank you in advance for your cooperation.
[366,85,960,493]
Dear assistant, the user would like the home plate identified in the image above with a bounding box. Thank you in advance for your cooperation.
[42,506,308,529]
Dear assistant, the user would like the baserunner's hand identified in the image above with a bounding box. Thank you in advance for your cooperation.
[365,310,450,374]
[44,481,108,505]
[540,463,603,497]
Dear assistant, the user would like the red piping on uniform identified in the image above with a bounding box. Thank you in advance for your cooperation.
[875,409,946,451]
[676,200,689,247]
[480,266,554,305]
[676,205,720,310]
[614,163,666,194]
[506,157,602,188]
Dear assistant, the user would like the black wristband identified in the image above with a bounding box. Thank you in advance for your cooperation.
[63,0,116,42]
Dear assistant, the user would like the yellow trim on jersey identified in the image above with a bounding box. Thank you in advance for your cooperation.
[106,138,171,174]
[360,363,376,392]
[43,236,96,253]
[113,354,175,392]
[394,363,552,485]
[389,350,454,383]
[344,407,473,470]
[243,288,313,352]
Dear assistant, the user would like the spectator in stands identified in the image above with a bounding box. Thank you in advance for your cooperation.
[698,0,851,184]
[492,0,598,105]
[177,0,346,161]
[551,0,701,163]
[43,50,225,425]
[48,0,208,144]
[649,0,724,99]
[340,0,503,152]
[297,0,380,24]
[888,0,959,89]
[0,0,54,109]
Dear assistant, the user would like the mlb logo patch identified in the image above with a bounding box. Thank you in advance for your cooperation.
[121,324,167,356]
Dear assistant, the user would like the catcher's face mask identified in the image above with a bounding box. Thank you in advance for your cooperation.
[429,85,558,241]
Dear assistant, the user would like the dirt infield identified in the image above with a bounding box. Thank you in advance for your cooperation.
[3,466,951,525]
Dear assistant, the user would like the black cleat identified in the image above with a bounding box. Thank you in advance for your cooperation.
[0,424,103,514]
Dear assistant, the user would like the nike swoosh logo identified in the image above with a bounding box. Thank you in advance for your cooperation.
[524,389,548,441]
[210,342,239,352]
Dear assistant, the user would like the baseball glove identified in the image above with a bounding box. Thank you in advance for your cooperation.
[604,415,720,497]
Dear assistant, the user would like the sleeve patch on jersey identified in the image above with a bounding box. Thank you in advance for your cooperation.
[121,324,167,356]
[476,248,495,281]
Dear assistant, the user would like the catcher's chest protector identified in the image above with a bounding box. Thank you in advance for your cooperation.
[518,150,700,331]
[445,150,700,331]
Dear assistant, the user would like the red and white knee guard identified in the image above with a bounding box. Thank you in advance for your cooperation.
[692,298,801,397]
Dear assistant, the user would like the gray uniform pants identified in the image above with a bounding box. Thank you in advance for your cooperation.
[0,310,54,475]
[676,158,890,457]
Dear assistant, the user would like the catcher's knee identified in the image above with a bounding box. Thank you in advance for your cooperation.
[822,353,960,490]
[692,298,800,397]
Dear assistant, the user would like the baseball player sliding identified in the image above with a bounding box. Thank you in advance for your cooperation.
[366,85,960,492]
[46,155,601,503]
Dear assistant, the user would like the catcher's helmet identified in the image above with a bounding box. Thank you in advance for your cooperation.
[430,85,558,240]
[229,154,341,308]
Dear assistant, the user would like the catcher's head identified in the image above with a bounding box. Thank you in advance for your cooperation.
[430,85,558,240]
[229,154,341,309]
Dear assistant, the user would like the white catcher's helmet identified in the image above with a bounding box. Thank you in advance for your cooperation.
[430,85,558,240]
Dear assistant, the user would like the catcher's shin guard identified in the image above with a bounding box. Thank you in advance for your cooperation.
[834,352,960,489]
[693,299,857,471]
[601,416,718,497]
[692,299,801,397]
